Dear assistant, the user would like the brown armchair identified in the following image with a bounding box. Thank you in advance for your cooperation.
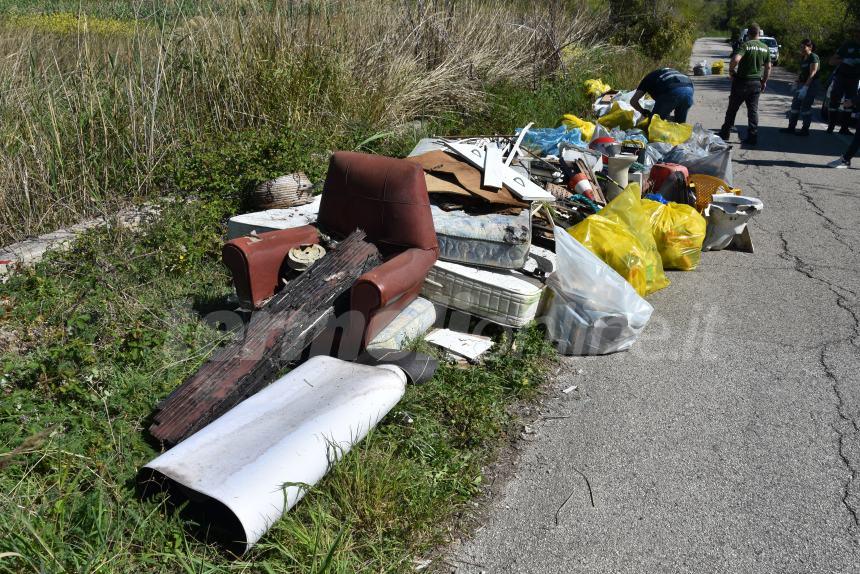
[222,151,438,346]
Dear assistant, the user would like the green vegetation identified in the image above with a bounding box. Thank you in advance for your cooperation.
[608,0,723,62]
[0,0,694,571]
[705,0,859,68]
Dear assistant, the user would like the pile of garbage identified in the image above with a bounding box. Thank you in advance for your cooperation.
[137,77,764,553]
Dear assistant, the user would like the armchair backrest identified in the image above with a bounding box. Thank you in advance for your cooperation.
[318,152,438,256]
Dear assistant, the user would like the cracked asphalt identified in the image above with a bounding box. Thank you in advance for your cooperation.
[445,38,860,573]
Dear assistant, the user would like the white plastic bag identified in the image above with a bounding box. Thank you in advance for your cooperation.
[543,226,654,355]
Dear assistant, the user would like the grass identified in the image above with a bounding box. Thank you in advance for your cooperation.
[0,1,694,571]
[0,0,615,245]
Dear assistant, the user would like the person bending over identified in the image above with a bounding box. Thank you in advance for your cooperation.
[629,67,694,123]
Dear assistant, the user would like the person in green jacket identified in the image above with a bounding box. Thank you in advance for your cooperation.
[780,39,819,136]
[718,23,772,146]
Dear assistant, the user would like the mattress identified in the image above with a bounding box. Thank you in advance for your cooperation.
[366,297,438,351]
[227,196,321,239]
[431,205,531,269]
[422,257,547,328]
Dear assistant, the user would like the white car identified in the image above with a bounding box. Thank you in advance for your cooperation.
[759,36,780,64]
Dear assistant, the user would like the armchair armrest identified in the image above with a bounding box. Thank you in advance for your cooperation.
[350,248,437,344]
[222,225,320,307]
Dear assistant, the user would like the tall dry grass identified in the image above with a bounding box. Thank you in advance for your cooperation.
[0,0,611,245]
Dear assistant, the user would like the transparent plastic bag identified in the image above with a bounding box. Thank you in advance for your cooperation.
[544,225,654,355]
[641,199,707,270]
[640,142,674,167]
[568,184,670,296]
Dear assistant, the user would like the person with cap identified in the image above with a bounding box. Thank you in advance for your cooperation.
[780,39,819,136]
[629,67,694,123]
[826,29,860,135]
[718,23,772,146]
[827,91,860,168]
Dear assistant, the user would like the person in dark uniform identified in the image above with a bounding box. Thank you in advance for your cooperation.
[629,67,694,123]
[780,39,819,136]
[827,28,860,135]
[827,91,860,168]
[718,23,772,145]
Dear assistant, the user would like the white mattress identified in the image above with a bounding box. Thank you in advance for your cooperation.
[422,258,547,328]
[431,205,531,269]
[227,196,321,239]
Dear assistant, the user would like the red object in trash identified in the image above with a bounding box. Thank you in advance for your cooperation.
[647,163,689,194]
[589,137,620,165]
[568,172,596,201]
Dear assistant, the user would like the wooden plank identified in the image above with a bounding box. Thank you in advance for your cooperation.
[149,230,381,445]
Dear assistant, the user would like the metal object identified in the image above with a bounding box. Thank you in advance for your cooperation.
[287,243,326,271]
[139,356,408,554]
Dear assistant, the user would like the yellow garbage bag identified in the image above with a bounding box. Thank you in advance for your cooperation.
[598,102,636,130]
[641,200,707,270]
[647,114,693,145]
[711,60,725,75]
[584,78,611,99]
[568,184,670,296]
[561,113,596,141]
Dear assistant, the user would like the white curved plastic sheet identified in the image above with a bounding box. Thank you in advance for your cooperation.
[141,356,407,553]
[543,226,653,355]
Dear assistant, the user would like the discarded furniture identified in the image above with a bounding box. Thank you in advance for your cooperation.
[150,230,381,445]
[421,249,551,328]
[226,196,321,239]
[141,355,411,554]
[688,173,740,213]
[222,151,439,346]
[430,204,531,270]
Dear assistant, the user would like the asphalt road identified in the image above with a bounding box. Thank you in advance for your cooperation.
[445,38,860,573]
